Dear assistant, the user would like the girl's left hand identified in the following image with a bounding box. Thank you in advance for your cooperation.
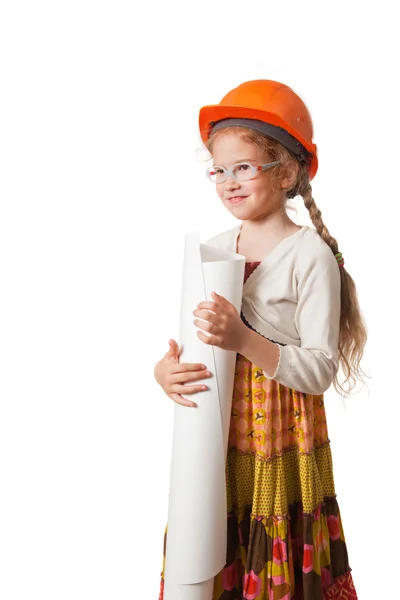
[193,291,248,353]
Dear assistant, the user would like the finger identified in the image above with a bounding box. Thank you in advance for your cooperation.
[170,362,208,373]
[197,292,233,312]
[212,291,229,303]
[194,309,223,327]
[172,339,180,349]
[172,382,209,396]
[196,301,219,313]
[169,393,197,408]
[167,339,180,362]
[170,369,211,384]
[166,340,177,354]
[194,318,220,336]
[197,330,214,345]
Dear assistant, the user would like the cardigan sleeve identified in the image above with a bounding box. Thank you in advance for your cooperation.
[263,237,341,395]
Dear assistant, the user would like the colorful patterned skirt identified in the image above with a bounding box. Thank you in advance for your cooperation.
[158,352,357,599]
[158,264,357,599]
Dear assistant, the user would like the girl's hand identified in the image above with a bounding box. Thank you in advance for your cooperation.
[193,292,248,353]
[154,339,212,408]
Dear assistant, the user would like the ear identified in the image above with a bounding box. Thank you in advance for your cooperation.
[280,160,299,191]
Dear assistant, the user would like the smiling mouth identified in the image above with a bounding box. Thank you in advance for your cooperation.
[228,196,248,204]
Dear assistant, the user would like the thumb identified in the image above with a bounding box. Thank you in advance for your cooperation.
[166,339,180,361]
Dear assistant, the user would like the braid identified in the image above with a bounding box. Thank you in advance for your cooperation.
[302,184,339,256]
[298,177,368,398]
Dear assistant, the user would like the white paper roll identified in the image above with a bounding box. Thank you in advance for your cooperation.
[164,231,245,600]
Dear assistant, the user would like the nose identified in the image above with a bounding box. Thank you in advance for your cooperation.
[225,176,240,189]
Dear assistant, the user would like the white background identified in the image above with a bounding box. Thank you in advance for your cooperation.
[0,1,398,598]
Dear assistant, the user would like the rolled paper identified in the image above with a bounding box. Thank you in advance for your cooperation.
[163,231,245,600]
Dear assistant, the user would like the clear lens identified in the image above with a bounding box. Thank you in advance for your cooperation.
[207,166,225,183]
[207,163,254,183]
[232,163,253,181]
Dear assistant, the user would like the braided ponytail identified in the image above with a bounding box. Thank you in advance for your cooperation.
[300,182,368,397]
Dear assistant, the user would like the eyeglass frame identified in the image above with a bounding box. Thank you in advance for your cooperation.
[206,160,280,183]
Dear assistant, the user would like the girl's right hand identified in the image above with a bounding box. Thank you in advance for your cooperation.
[153,339,212,408]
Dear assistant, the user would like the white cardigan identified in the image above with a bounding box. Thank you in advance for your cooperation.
[204,223,341,395]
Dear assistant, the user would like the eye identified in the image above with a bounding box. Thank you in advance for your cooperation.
[212,167,224,174]
[238,163,251,171]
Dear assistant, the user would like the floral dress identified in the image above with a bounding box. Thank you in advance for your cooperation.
[159,261,357,600]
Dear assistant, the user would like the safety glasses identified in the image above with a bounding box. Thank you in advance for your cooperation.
[206,160,280,183]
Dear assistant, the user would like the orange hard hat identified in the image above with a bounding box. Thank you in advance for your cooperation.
[199,79,318,180]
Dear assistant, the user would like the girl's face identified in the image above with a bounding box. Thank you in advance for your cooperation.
[211,131,282,220]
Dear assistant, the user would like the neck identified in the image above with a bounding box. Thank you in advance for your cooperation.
[239,210,298,242]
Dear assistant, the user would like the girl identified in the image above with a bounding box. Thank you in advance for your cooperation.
[154,80,367,600]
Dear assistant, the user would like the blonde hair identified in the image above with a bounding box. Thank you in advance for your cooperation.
[203,126,368,398]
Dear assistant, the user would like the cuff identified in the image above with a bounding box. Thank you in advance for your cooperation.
[263,344,292,382]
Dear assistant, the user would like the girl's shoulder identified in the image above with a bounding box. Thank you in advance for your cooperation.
[296,226,340,276]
